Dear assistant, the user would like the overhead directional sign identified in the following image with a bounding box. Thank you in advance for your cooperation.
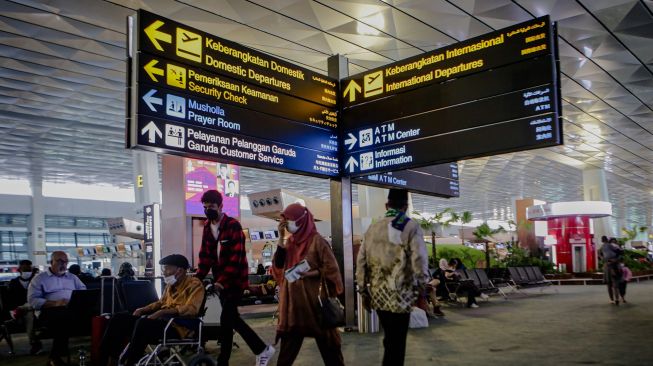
[353,163,460,198]
[137,54,337,129]
[137,10,337,107]
[341,16,553,108]
[136,85,337,152]
[135,116,339,177]
[341,16,562,176]
[127,10,340,178]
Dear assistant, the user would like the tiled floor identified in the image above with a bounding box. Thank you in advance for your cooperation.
[2,282,652,365]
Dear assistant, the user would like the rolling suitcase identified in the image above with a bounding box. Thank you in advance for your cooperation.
[91,277,116,365]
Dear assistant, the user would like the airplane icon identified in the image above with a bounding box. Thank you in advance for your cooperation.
[181,32,199,43]
[367,73,380,83]
[176,28,202,62]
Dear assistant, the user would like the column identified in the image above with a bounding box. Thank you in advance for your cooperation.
[160,155,190,260]
[582,168,613,239]
[358,185,388,233]
[132,150,160,211]
[328,54,355,327]
[515,198,540,253]
[28,180,47,267]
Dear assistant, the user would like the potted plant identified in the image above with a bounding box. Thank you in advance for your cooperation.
[621,225,647,249]
[472,222,506,268]
[413,208,454,267]
[451,211,473,246]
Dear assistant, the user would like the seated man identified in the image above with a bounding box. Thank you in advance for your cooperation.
[28,251,87,366]
[7,259,42,354]
[100,254,205,366]
[68,264,95,284]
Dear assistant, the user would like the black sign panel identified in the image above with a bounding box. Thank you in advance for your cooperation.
[343,56,552,130]
[341,16,553,108]
[416,163,459,181]
[137,54,337,129]
[128,11,340,178]
[138,10,337,107]
[134,116,339,177]
[345,83,554,153]
[344,112,558,175]
[341,16,561,176]
[137,84,337,152]
[143,204,155,278]
[353,163,460,198]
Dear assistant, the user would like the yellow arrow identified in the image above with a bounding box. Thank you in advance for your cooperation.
[343,80,362,103]
[144,59,164,82]
[144,20,172,51]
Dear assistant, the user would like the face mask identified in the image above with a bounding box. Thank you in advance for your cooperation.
[163,274,177,286]
[20,272,32,280]
[287,221,300,233]
[204,208,220,221]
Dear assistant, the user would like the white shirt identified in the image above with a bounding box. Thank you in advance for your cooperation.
[210,222,219,241]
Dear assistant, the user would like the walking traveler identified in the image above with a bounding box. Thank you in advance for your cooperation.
[356,188,429,366]
[272,202,345,366]
[195,189,275,366]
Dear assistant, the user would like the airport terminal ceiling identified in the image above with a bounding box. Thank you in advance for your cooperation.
[0,0,652,228]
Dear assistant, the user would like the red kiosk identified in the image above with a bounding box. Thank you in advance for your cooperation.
[526,201,612,273]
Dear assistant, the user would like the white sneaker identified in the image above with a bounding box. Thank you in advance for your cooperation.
[256,345,275,366]
[469,303,479,308]
[480,293,489,300]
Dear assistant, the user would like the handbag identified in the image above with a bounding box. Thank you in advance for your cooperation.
[318,275,345,328]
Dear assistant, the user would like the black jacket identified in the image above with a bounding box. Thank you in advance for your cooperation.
[7,276,30,310]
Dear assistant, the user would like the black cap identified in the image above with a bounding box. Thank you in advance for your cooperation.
[159,254,190,269]
[388,188,408,202]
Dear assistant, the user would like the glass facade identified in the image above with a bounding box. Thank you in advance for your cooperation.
[0,214,29,262]
[45,216,111,261]
[0,231,28,261]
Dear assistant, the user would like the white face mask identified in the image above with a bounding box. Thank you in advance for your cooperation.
[20,272,32,280]
[286,209,307,234]
[163,274,177,286]
[287,221,299,233]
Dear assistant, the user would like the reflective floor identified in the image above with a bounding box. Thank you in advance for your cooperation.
[2,282,652,365]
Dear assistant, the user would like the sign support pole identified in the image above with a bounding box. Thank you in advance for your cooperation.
[328,54,356,327]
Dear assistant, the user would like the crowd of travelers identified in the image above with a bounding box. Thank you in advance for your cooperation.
[0,189,639,366]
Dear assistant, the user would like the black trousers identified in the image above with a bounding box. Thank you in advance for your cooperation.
[218,293,266,366]
[618,281,627,299]
[377,310,410,366]
[605,262,622,301]
[277,330,344,366]
[39,307,72,358]
[100,313,178,366]
[458,281,480,306]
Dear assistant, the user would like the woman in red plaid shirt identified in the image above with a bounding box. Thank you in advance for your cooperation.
[196,190,275,366]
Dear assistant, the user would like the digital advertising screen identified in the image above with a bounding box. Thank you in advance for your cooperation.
[184,158,240,219]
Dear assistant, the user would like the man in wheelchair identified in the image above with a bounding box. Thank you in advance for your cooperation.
[99,254,205,366]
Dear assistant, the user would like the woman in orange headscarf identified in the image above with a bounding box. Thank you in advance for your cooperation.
[272,203,344,366]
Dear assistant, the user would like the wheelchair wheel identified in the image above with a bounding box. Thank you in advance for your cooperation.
[188,354,215,366]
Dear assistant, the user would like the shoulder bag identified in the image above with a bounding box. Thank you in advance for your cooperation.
[318,275,345,328]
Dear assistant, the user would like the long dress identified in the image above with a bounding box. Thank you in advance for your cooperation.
[272,233,343,337]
